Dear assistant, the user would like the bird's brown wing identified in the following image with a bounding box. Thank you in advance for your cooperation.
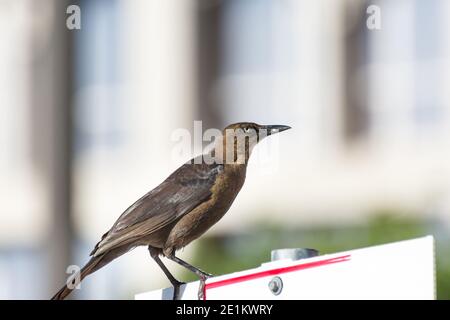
[91,158,223,256]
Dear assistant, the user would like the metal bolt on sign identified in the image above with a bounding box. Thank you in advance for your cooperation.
[268,248,319,296]
[268,276,283,295]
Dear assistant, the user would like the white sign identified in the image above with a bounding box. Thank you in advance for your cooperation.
[136,236,435,300]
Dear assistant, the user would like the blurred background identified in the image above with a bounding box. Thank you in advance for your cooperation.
[1,0,450,299]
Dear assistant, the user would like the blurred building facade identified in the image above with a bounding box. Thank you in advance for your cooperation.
[1,0,450,299]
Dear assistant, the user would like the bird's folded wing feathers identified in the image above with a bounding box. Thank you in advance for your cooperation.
[91,160,223,256]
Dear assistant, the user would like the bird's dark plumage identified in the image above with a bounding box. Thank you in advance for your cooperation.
[51,122,290,300]
[91,158,223,257]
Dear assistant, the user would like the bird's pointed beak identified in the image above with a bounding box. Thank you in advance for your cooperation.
[264,124,292,135]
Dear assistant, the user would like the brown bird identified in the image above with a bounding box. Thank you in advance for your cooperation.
[51,122,291,300]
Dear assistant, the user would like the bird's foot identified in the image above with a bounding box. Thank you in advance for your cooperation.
[197,275,211,300]
[172,280,186,300]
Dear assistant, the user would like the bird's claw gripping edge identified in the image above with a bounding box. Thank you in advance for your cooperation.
[197,274,212,300]
[172,280,186,300]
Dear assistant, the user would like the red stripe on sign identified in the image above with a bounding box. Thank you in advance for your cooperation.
[203,254,351,299]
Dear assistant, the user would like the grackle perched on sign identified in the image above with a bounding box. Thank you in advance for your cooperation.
[52,122,291,300]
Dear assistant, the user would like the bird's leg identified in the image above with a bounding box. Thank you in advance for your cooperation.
[148,247,185,300]
[166,254,212,300]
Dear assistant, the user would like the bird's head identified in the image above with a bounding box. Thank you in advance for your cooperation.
[223,122,291,140]
[211,122,291,165]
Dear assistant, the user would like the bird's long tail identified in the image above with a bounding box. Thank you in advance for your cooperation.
[51,255,103,300]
